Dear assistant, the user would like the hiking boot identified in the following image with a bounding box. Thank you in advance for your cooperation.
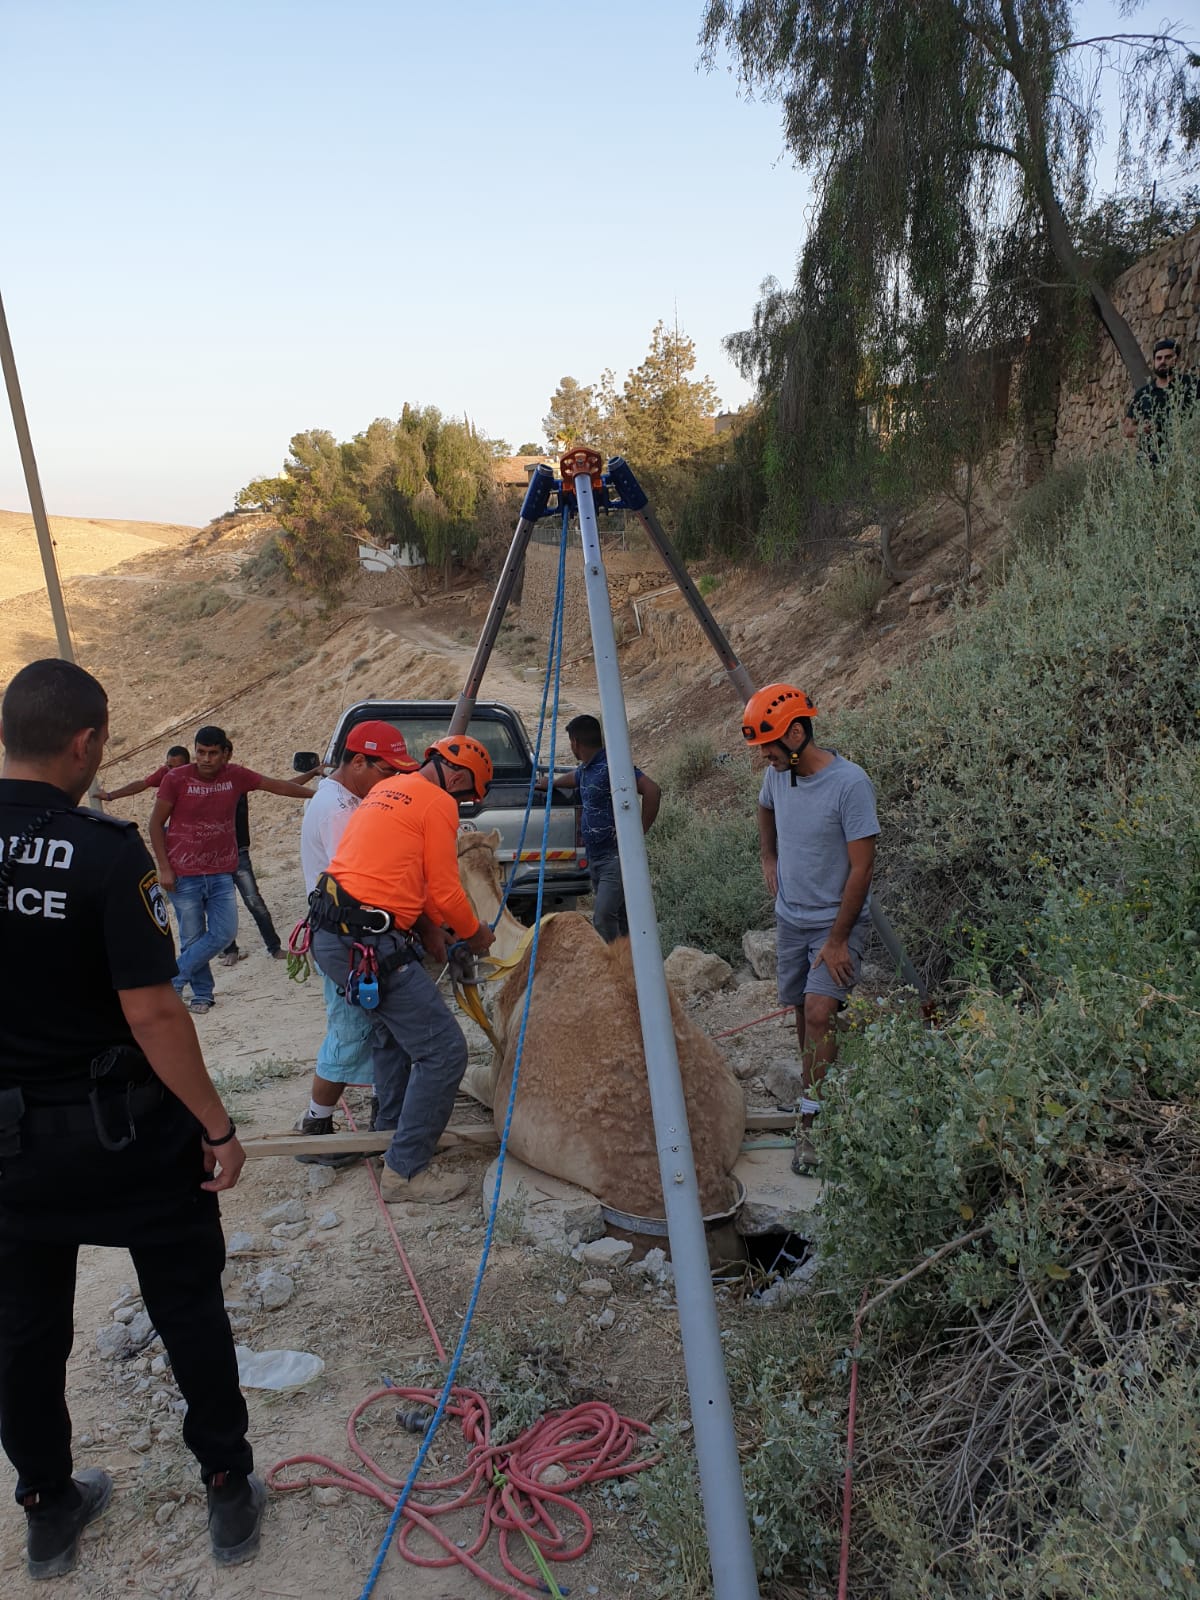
[23,1468,113,1580]
[189,1000,215,1015]
[791,1133,819,1175]
[379,1162,469,1205]
[269,949,288,961]
[292,1112,359,1169]
[206,1470,266,1566]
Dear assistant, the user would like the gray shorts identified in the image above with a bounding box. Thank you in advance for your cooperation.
[776,916,867,1005]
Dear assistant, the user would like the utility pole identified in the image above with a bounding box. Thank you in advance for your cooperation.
[0,289,75,662]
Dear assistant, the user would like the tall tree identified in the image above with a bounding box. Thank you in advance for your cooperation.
[614,320,721,465]
[701,1,1199,391]
[542,376,604,451]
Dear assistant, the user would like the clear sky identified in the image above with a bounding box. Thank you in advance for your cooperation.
[0,0,1165,526]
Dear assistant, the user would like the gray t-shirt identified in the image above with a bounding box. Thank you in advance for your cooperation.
[758,752,879,929]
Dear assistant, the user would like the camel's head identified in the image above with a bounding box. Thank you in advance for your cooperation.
[457,828,504,915]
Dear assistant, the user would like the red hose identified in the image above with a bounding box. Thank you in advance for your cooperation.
[339,1098,447,1362]
[268,1385,657,1596]
[713,1005,793,1038]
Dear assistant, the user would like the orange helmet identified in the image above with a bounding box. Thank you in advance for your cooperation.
[425,735,493,802]
[741,683,818,746]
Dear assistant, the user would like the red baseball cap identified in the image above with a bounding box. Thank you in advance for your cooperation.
[343,721,419,773]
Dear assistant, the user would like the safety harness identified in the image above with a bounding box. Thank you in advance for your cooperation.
[306,872,423,1009]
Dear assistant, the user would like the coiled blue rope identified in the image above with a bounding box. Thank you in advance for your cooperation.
[491,506,570,930]
[356,515,570,1599]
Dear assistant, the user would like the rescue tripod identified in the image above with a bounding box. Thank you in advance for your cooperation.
[450,452,925,1600]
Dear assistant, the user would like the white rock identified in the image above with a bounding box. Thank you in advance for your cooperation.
[154,1502,176,1527]
[150,1354,169,1377]
[262,1199,306,1225]
[578,1278,613,1298]
[226,1231,260,1256]
[741,929,777,981]
[95,1324,132,1360]
[579,1238,633,1269]
[594,1307,616,1331]
[764,1059,805,1108]
[271,1221,309,1240]
[255,1268,295,1310]
[316,1210,341,1230]
[628,1247,673,1284]
[129,1429,153,1453]
[307,1166,337,1192]
[109,1284,139,1312]
[540,1464,569,1486]
[126,1311,155,1348]
[113,1300,144,1325]
[909,583,934,605]
[313,1486,343,1507]
[664,945,733,999]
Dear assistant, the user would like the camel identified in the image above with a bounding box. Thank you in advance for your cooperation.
[455,830,745,1218]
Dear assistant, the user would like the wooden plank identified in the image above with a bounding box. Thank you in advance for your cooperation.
[744,1109,799,1131]
[241,1123,500,1159]
[243,1113,794,1157]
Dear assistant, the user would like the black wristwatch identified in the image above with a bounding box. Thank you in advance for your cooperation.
[203,1120,237,1148]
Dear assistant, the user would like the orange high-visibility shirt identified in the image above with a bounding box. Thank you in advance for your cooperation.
[325,772,480,939]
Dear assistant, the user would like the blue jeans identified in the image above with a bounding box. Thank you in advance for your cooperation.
[589,850,627,942]
[222,848,282,956]
[312,928,467,1178]
[170,874,238,1005]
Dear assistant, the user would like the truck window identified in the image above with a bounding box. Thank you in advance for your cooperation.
[370,714,528,784]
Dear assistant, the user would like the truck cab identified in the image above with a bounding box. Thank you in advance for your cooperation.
[305,700,589,921]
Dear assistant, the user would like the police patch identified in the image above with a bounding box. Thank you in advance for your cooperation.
[139,870,171,935]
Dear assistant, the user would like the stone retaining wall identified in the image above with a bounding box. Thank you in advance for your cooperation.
[1054,224,1200,462]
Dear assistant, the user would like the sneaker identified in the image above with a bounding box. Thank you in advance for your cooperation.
[206,1470,266,1566]
[791,1133,819,1175]
[189,1000,215,1015]
[379,1162,469,1205]
[292,1112,359,1170]
[23,1468,113,1580]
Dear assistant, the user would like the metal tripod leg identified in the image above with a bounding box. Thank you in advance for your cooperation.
[607,455,926,999]
[607,456,755,704]
[574,471,760,1599]
[447,464,555,736]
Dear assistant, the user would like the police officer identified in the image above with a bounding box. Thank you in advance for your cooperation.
[0,660,264,1580]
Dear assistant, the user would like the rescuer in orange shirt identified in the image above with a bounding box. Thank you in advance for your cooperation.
[309,736,496,1204]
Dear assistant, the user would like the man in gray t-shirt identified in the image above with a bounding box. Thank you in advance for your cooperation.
[741,683,879,1173]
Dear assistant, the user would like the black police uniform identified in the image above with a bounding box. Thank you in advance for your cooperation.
[0,778,251,1501]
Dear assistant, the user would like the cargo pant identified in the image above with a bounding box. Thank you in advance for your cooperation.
[310,928,467,1178]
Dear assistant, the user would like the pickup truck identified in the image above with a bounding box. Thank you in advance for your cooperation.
[296,699,590,920]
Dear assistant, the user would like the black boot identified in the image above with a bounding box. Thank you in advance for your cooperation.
[23,1468,112,1580]
[206,1470,266,1565]
[292,1112,359,1169]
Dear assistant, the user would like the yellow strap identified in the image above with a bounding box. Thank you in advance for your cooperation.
[449,915,555,1046]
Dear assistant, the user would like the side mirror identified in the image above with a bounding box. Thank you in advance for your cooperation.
[293,751,321,773]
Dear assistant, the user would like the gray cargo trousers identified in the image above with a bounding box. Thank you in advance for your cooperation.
[311,927,468,1178]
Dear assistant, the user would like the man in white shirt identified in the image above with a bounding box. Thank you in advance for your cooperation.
[294,722,418,1163]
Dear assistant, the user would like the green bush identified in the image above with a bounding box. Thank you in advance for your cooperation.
[648,789,770,963]
[1009,457,1095,551]
[824,559,889,622]
[658,734,716,790]
[838,438,1200,986]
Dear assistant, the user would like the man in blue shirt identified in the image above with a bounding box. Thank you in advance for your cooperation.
[540,715,661,942]
[742,683,878,1173]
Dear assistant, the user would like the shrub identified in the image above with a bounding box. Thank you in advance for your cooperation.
[648,788,770,963]
[239,531,287,585]
[659,734,716,790]
[838,438,1200,986]
[824,559,889,621]
[1009,457,1094,551]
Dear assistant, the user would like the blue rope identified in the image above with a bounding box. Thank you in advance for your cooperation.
[356,517,570,1600]
[491,506,571,930]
